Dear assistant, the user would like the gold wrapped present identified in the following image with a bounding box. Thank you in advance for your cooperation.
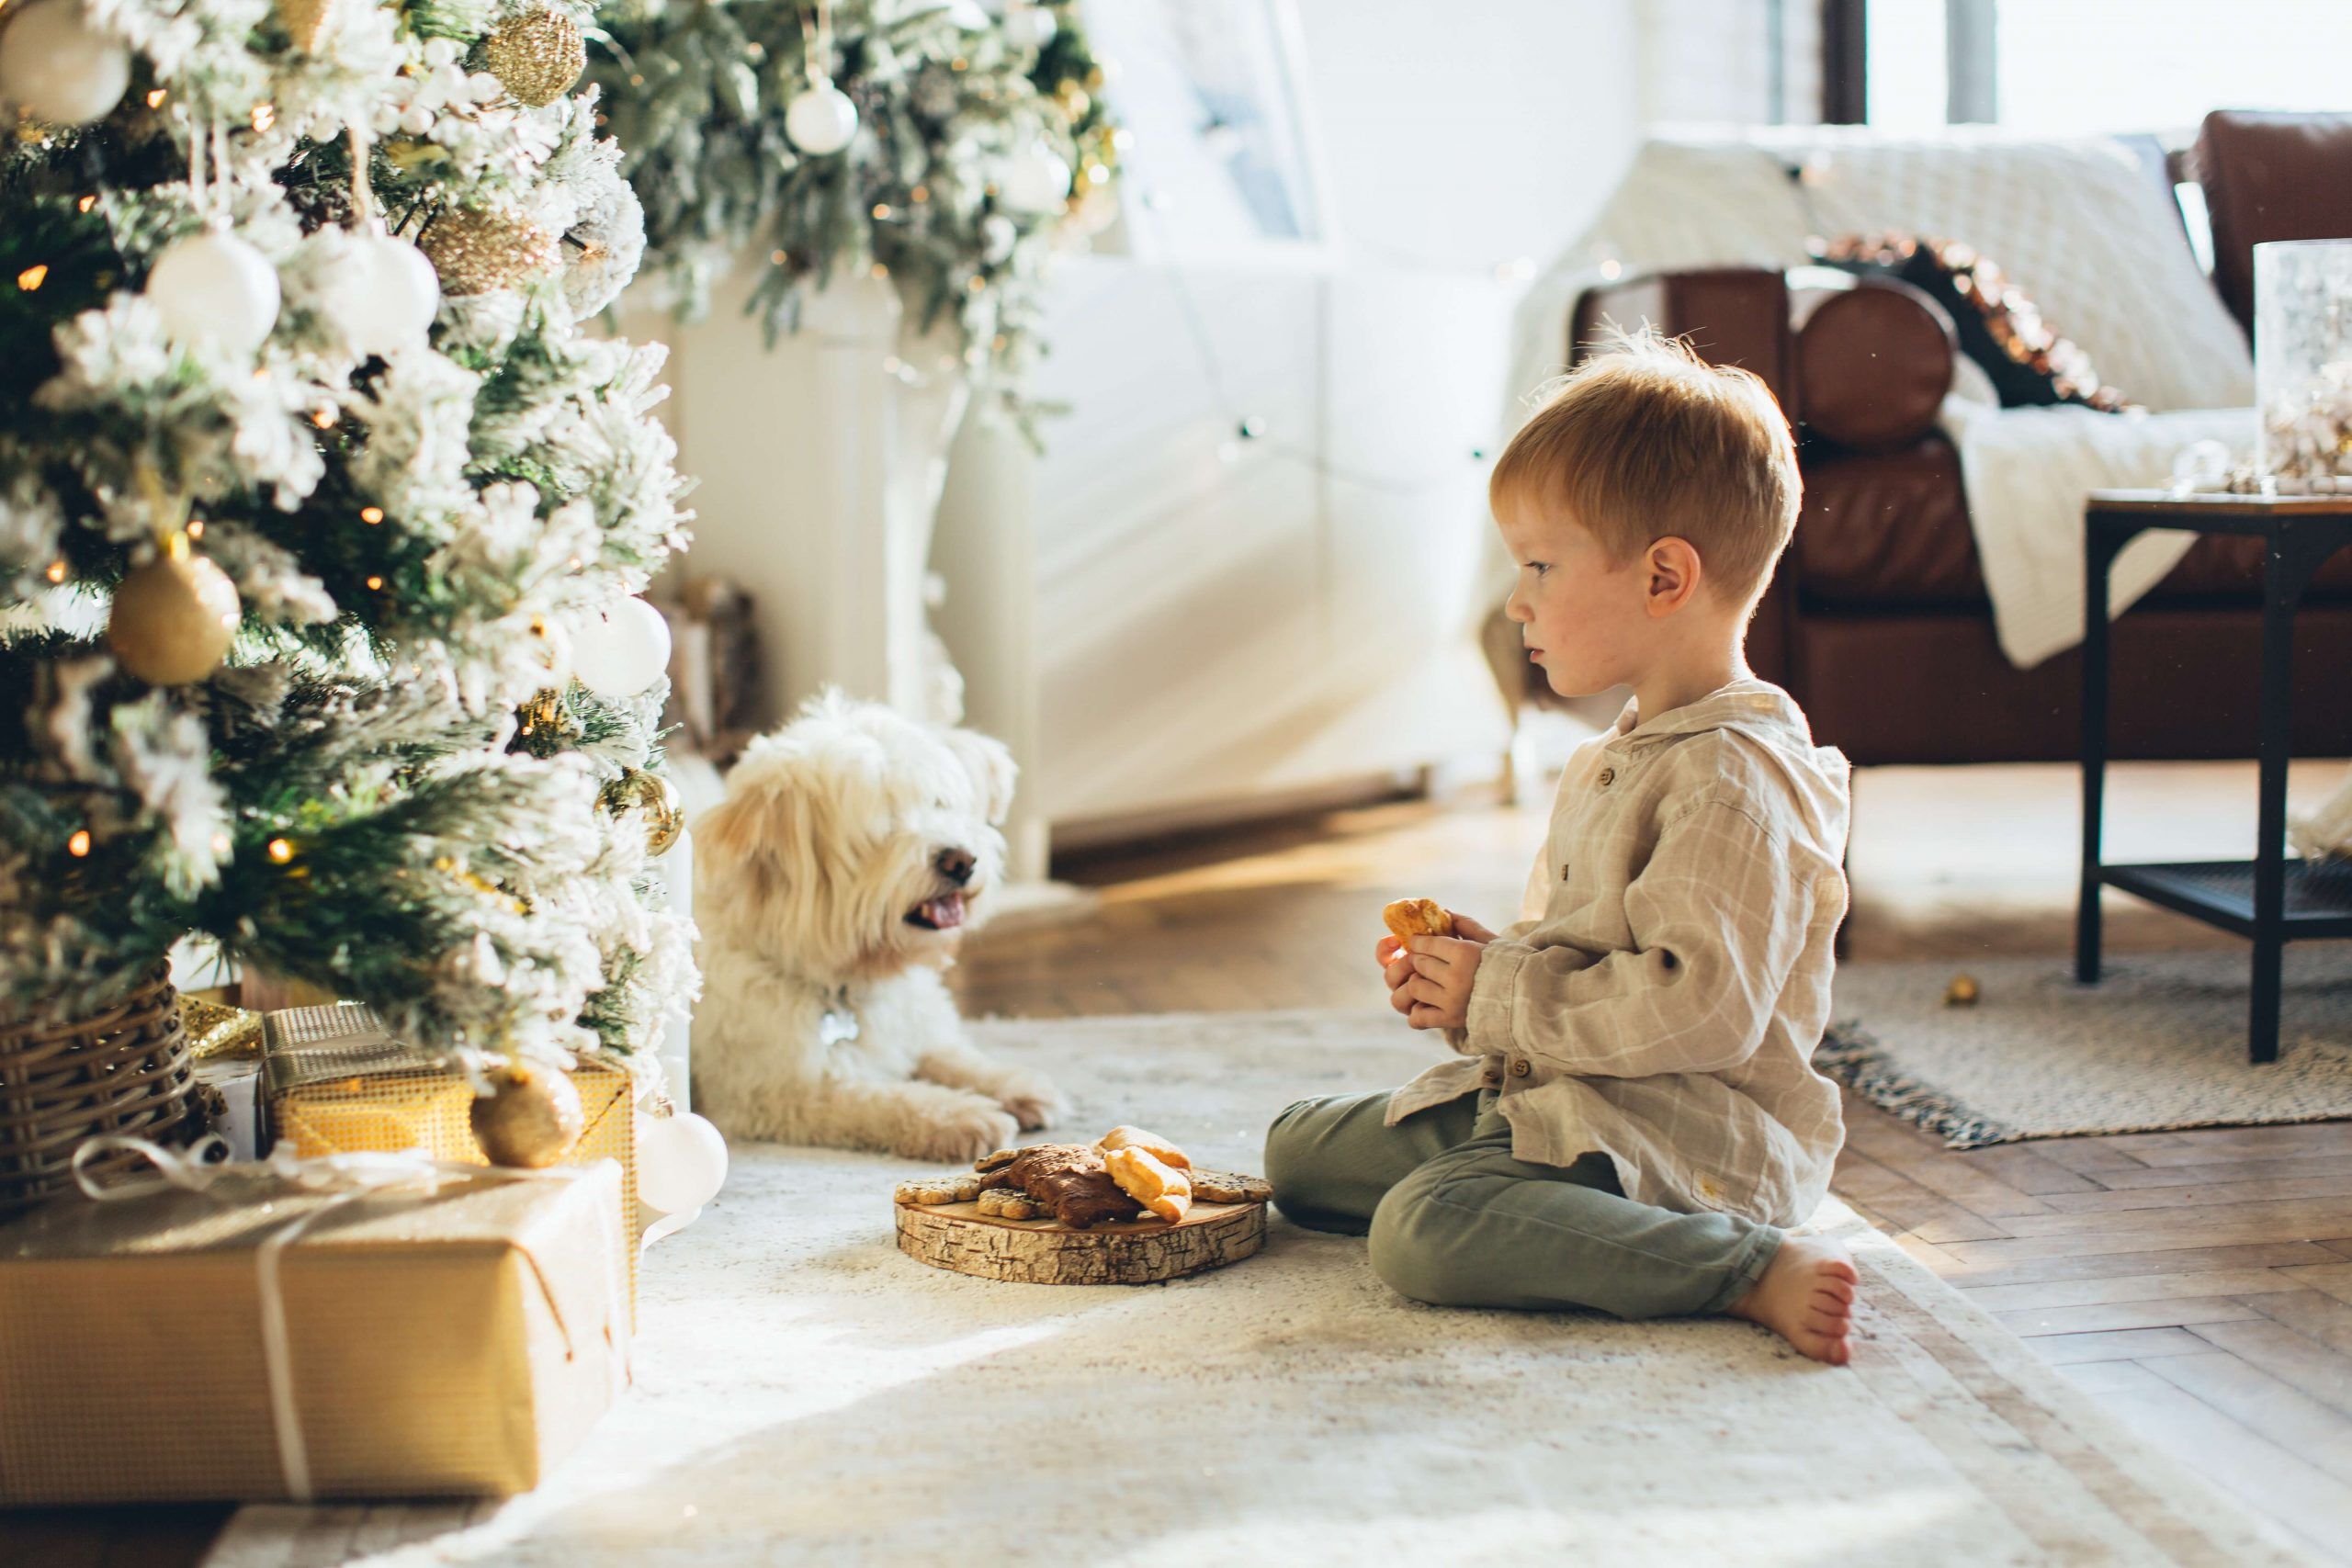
[260,1005,642,1316]
[0,1143,628,1504]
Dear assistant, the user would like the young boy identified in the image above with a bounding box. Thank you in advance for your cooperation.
[1263,333,1859,1364]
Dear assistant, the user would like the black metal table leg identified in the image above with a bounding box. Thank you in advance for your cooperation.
[2247,519,2337,1065]
[2077,518,2126,986]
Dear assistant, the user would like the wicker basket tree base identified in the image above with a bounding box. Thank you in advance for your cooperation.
[0,962,204,1211]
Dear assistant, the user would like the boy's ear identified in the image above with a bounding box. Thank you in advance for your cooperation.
[1645,537,1702,616]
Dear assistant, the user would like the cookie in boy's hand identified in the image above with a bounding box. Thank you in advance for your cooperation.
[1382,897,1455,944]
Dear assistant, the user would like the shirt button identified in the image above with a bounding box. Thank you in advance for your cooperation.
[1597,767,1615,786]
[1509,1057,1532,1078]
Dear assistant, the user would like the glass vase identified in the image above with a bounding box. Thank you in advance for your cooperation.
[2256,239,2352,483]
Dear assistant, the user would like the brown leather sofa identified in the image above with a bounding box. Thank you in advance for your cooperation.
[1513,111,2352,765]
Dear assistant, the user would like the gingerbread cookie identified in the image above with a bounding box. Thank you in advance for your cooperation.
[894,1173,984,1206]
[976,1187,1050,1221]
[1184,1169,1273,1205]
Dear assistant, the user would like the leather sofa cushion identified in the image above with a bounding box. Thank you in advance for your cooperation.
[1790,276,1953,452]
[2196,110,2352,334]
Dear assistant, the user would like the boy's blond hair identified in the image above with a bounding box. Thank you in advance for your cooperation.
[1490,330,1800,611]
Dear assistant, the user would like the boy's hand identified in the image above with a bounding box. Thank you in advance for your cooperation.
[1374,909,1494,990]
[1373,908,1493,1031]
[1396,934,1483,1030]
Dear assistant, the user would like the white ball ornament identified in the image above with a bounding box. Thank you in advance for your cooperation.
[0,0,130,126]
[569,594,672,698]
[340,231,440,354]
[147,231,281,357]
[784,78,858,155]
[637,1111,728,1214]
[1004,4,1057,49]
[999,142,1073,216]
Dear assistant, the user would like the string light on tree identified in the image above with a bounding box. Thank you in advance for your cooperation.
[0,0,131,126]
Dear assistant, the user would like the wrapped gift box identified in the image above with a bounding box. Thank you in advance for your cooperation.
[0,1157,628,1503]
[260,1004,642,1315]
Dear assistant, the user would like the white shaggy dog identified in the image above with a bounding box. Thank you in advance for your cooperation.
[693,691,1069,1160]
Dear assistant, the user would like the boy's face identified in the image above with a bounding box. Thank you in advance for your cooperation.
[1497,494,1650,699]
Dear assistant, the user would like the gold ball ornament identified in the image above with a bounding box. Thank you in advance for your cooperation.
[417,206,560,296]
[107,536,241,685]
[599,767,685,856]
[275,0,339,54]
[1943,974,1981,1008]
[480,6,586,108]
[470,1061,585,1168]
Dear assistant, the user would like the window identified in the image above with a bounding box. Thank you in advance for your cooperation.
[1861,0,2352,134]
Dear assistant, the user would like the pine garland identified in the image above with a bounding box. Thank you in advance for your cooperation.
[592,0,1122,434]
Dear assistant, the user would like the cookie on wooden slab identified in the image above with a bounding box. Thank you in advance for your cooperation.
[895,1173,984,1206]
[976,1187,1050,1220]
[1185,1169,1273,1205]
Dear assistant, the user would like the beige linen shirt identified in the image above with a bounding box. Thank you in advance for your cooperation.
[1385,676,1850,1228]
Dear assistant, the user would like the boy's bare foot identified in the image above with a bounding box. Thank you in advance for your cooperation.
[1726,1235,1859,1365]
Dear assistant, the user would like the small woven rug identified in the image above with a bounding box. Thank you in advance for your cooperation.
[1823,949,2352,1149]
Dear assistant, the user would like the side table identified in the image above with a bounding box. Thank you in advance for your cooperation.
[2076,489,2352,1065]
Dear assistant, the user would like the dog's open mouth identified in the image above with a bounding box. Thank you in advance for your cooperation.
[905,891,968,931]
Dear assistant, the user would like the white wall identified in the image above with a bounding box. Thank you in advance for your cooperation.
[984,0,1652,830]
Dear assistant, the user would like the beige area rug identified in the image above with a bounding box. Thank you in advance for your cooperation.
[208,1011,2303,1567]
[1823,950,2352,1149]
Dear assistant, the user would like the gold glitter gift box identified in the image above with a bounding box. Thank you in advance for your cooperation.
[260,1004,642,1318]
[0,1158,628,1503]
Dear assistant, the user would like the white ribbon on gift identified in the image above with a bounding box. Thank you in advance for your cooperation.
[70,1134,632,1502]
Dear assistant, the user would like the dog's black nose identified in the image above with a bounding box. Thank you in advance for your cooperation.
[934,847,976,886]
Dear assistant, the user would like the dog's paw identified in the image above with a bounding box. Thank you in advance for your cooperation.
[900,1100,1023,1165]
[995,1074,1070,1132]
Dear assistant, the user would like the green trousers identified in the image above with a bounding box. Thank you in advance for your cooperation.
[1262,1089,1781,1320]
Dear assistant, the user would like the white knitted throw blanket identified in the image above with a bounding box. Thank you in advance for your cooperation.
[1498,128,2257,669]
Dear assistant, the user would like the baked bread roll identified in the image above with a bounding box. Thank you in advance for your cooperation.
[1382,897,1454,944]
[1096,1124,1191,1169]
[1104,1145,1193,1224]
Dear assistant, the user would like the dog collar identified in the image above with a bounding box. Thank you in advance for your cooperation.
[819,985,860,1046]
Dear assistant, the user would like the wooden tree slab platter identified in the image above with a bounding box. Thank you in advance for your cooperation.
[895,1196,1268,1285]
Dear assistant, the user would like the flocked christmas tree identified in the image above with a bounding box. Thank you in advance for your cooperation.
[0,0,696,1111]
